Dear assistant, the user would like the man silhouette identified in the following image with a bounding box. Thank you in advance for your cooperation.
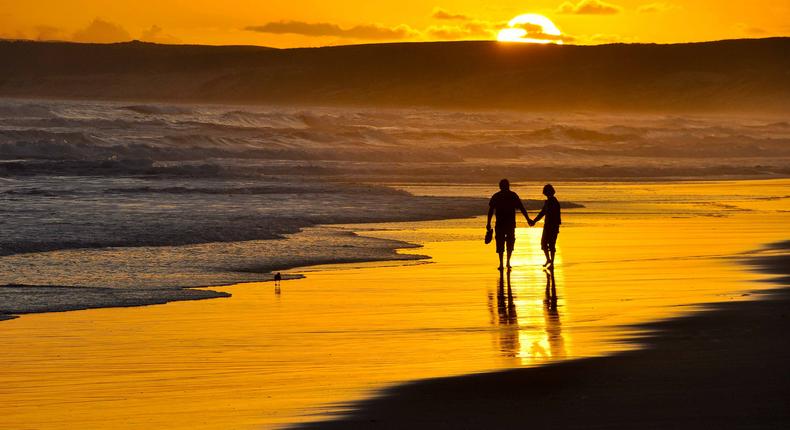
[487,179,531,270]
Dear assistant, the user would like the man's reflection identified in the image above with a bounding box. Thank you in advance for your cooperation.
[498,270,517,325]
[489,269,520,357]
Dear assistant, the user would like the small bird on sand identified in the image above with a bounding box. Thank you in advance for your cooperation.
[274,272,282,286]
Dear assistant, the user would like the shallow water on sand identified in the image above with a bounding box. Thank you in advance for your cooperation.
[0,180,788,429]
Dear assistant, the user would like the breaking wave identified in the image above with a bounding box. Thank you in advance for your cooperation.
[0,97,785,301]
[0,98,787,179]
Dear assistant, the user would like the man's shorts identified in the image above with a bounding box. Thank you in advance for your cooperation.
[495,224,516,254]
[541,226,560,252]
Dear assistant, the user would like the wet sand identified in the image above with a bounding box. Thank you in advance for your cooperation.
[0,180,787,429]
[296,245,790,429]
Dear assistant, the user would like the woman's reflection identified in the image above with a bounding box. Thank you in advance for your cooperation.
[543,266,566,359]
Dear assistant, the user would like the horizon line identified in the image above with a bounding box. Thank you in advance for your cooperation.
[1,36,788,50]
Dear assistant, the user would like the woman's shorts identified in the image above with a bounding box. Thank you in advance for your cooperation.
[541,226,560,252]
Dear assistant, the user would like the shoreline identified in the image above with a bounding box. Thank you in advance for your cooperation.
[292,242,790,429]
[0,197,582,322]
[0,236,425,322]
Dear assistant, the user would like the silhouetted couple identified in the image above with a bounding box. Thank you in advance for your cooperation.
[486,179,561,270]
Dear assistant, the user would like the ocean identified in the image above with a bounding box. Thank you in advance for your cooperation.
[1,98,788,315]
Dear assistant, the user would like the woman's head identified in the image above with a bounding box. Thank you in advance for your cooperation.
[543,184,555,197]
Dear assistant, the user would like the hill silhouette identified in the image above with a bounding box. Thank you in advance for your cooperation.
[1,38,788,112]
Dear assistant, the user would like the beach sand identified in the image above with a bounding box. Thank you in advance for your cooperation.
[0,180,787,429]
[296,245,790,429]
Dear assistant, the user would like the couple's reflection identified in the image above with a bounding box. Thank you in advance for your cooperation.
[489,267,566,361]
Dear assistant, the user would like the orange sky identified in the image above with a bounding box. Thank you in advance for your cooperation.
[1,0,788,47]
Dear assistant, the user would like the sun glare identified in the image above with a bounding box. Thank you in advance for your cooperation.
[497,13,564,44]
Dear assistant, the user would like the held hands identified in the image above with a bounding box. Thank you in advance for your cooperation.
[527,218,535,227]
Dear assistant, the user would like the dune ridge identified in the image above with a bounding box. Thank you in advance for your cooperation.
[1,38,789,112]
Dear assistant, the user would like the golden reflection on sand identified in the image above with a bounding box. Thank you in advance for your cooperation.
[0,180,788,430]
[488,266,569,365]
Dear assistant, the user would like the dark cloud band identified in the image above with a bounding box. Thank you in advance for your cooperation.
[246,21,415,40]
[557,0,622,15]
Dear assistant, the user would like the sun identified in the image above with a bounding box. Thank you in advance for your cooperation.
[497,14,564,44]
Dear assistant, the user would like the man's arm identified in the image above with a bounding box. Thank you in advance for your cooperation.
[516,195,532,225]
[486,206,494,229]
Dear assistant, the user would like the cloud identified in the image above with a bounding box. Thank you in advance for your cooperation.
[2,21,178,45]
[637,2,677,13]
[141,25,181,44]
[513,22,576,43]
[245,21,418,40]
[0,29,27,40]
[427,21,497,39]
[582,33,636,44]
[426,18,503,40]
[34,25,66,41]
[246,16,578,44]
[432,8,470,21]
[734,23,768,36]
[499,22,576,44]
[426,26,470,39]
[72,18,131,43]
[557,0,622,15]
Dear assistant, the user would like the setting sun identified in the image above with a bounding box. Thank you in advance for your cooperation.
[498,13,564,44]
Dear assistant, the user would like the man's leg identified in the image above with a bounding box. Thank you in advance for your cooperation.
[495,226,506,270]
[505,229,515,269]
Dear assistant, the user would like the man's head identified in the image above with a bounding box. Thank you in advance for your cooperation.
[499,179,510,191]
[543,184,555,197]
